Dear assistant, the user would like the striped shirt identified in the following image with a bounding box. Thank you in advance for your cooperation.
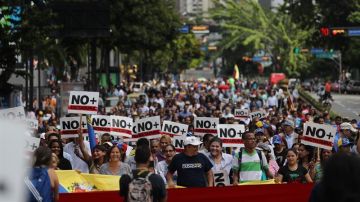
[233,149,268,182]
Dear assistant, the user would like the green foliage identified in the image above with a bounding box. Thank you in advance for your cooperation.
[211,0,313,77]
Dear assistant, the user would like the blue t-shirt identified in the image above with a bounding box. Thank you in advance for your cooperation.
[168,152,213,187]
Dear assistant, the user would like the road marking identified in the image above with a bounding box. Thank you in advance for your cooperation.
[337,102,345,107]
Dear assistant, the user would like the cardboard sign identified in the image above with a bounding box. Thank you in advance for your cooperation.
[194,117,219,136]
[217,124,245,147]
[161,121,188,137]
[213,170,230,187]
[234,109,249,120]
[173,135,186,152]
[60,116,88,138]
[133,116,161,139]
[68,91,99,114]
[249,110,266,120]
[91,115,111,134]
[0,120,27,202]
[25,118,38,130]
[0,106,26,120]
[302,122,336,150]
[110,115,132,138]
[25,136,40,153]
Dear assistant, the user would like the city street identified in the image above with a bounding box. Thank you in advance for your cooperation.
[310,92,360,120]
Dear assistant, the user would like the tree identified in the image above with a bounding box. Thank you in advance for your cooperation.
[211,0,313,76]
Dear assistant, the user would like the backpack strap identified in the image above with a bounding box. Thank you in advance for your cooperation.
[237,147,244,172]
[256,149,264,171]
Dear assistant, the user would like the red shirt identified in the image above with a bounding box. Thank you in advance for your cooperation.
[325,82,331,92]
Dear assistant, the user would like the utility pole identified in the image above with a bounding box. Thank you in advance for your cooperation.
[338,51,342,94]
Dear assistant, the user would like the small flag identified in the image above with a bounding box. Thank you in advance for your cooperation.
[86,115,97,151]
[233,64,240,80]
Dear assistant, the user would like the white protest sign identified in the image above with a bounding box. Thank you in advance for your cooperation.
[161,121,188,137]
[173,135,186,152]
[193,117,219,136]
[249,110,266,120]
[234,109,249,120]
[302,122,336,150]
[68,91,99,114]
[213,170,230,187]
[24,136,40,153]
[0,120,27,202]
[60,116,88,138]
[25,118,38,130]
[0,106,26,120]
[133,116,161,139]
[110,115,132,138]
[217,124,245,147]
[91,115,111,134]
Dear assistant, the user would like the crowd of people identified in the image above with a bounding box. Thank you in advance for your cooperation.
[27,78,360,202]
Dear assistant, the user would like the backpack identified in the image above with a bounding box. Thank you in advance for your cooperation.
[237,148,265,172]
[127,171,153,202]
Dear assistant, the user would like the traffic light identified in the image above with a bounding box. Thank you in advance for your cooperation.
[293,47,300,54]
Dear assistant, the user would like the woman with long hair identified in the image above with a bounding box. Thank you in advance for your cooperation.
[276,149,313,184]
[298,143,315,170]
[99,145,131,176]
[89,144,107,174]
[48,140,72,170]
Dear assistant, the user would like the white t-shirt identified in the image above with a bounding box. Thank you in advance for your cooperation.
[64,141,92,173]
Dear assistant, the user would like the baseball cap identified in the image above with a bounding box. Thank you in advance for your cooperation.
[337,137,353,148]
[255,128,264,135]
[184,136,202,146]
[282,120,295,128]
[340,122,358,133]
[255,121,263,128]
[272,135,282,144]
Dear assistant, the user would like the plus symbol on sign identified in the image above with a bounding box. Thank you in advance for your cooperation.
[237,130,243,137]
[127,123,132,129]
[90,97,97,104]
[212,122,217,128]
[17,112,24,119]
[31,143,38,150]
[81,122,87,128]
[153,122,159,128]
[180,129,186,134]
[326,133,333,140]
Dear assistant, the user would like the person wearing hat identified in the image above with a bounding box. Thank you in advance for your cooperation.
[166,136,214,188]
[279,119,299,149]
[257,143,279,177]
[334,122,359,153]
[337,137,359,154]
[273,135,287,167]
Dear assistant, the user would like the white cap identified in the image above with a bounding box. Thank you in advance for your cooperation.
[184,136,202,146]
[340,122,358,133]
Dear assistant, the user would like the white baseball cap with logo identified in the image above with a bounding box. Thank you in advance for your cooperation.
[184,136,202,146]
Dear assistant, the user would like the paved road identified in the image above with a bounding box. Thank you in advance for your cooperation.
[309,92,360,120]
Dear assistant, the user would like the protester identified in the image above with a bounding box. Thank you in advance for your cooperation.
[120,146,167,202]
[157,135,172,162]
[167,136,214,188]
[89,144,107,174]
[207,137,233,186]
[279,120,300,149]
[100,145,131,176]
[199,133,214,154]
[309,149,332,182]
[28,146,59,202]
[232,131,273,184]
[48,140,72,170]
[276,149,313,184]
[63,135,92,173]
[297,143,315,170]
[155,144,177,184]
[257,143,279,177]
[273,135,287,167]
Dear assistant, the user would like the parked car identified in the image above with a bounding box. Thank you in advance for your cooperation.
[345,80,360,94]
[331,81,346,92]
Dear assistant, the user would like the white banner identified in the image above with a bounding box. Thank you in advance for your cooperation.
[24,136,40,153]
[60,116,88,138]
[161,121,188,137]
[234,109,249,120]
[91,115,111,134]
[213,170,230,187]
[110,115,132,138]
[68,91,99,114]
[193,117,219,136]
[173,135,186,152]
[0,106,26,120]
[25,119,38,130]
[302,122,336,150]
[133,116,161,139]
[249,110,267,120]
[217,124,245,147]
